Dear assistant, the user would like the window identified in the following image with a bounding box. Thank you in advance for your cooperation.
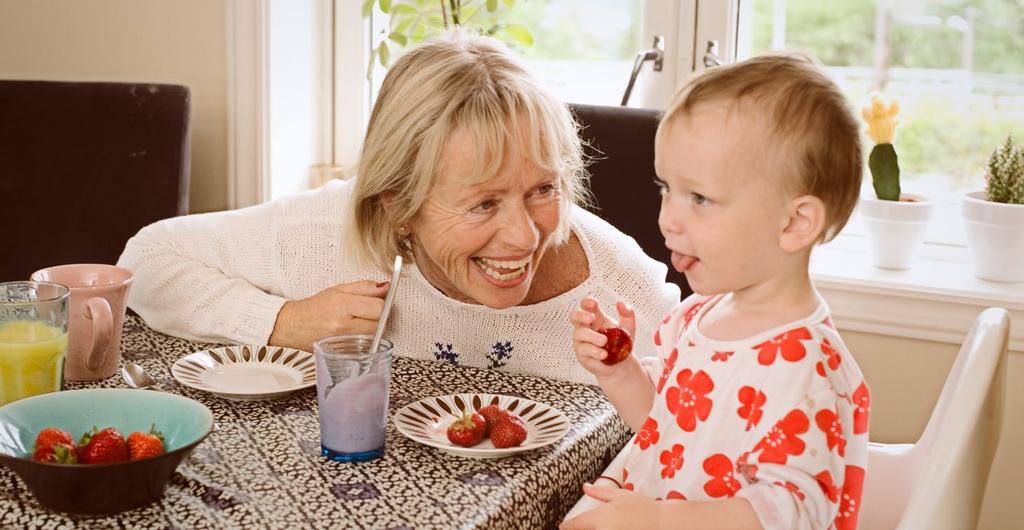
[736,0,1024,247]
[500,0,643,106]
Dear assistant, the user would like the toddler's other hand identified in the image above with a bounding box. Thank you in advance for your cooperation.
[570,298,637,377]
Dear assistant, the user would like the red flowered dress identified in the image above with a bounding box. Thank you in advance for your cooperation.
[623,294,870,530]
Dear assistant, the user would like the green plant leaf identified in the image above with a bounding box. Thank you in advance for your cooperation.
[389,32,408,46]
[486,0,498,12]
[391,3,417,17]
[379,41,391,67]
[502,0,514,6]
[394,14,417,34]
[869,143,901,201]
[362,0,375,17]
[501,23,533,47]
[379,0,392,13]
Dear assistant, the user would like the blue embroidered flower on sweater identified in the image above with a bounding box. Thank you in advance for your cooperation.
[433,342,459,364]
[487,341,513,369]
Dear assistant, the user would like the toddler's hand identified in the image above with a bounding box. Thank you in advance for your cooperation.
[570,297,637,377]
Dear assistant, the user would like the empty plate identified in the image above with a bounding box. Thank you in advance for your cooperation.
[393,393,571,458]
[171,345,316,401]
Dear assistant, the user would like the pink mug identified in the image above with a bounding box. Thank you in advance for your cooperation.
[31,264,133,381]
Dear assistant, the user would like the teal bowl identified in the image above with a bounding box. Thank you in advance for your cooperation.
[0,388,213,515]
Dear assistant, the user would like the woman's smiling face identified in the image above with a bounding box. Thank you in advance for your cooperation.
[409,126,564,309]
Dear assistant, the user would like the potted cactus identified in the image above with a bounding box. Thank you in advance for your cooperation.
[858,95,934,269]
[962,135,1024,282]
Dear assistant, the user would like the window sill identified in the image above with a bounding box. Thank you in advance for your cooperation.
[811,235,1024,352]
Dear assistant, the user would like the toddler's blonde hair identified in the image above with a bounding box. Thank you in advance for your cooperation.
[662,54,862,243]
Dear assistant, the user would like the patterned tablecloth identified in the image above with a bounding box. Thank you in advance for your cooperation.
[0,316,632,529]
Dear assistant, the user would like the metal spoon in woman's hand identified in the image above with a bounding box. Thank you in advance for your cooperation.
[369,255,403,357]
[121,361,164,391]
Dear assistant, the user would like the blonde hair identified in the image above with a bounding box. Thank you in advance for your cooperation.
[662,54,862,243]
[348,29,588,271]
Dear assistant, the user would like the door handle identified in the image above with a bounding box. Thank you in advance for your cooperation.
[621,35,665,106]
[703,40,723,68]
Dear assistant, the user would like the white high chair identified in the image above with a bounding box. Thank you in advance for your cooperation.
[860,307,1009,530]
[564,308,1010,529]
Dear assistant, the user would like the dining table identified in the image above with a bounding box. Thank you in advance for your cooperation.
[0,315,633,529]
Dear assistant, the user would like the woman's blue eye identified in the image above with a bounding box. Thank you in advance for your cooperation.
[692,193,708,205]
[537,184,555,195]
[476,199,497,211]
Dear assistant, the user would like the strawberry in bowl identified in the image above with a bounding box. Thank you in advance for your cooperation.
[0,388,212,515]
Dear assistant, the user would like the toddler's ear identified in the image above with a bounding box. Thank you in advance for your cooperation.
[780,195,826,252]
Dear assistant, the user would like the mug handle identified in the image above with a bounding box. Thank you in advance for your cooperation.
[84,297,113,371]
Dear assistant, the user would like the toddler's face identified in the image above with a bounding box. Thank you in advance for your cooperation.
[654,103,795,296]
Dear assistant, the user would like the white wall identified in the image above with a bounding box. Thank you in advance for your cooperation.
[0,0,230,213]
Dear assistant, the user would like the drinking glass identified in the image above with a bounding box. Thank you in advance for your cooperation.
[0,281,70,406]
[314,335,392,462]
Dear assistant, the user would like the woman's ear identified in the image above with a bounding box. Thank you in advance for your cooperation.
[779,195,826,253]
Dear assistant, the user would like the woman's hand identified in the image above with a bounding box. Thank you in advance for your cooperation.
[570,297,637,378]
[268,280,389,352]
[560,484,663,530]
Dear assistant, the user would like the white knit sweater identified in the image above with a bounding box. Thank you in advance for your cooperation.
[118,179,681,384]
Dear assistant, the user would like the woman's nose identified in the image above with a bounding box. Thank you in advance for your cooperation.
[502,202,540,249]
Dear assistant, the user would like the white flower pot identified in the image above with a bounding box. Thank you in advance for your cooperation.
[962,191,1024,282]
[859,193,934,270]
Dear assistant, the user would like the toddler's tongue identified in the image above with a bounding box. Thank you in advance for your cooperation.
[672,253,698,272]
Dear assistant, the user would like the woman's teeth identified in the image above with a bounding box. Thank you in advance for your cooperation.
[475,257,529,281]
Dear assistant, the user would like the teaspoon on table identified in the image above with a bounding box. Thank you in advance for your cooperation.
[121,361,165,391]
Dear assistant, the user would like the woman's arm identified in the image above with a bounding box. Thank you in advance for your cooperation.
[117,202,291,345]
[117,183,387,349]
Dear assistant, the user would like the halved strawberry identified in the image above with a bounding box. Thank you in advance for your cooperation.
[127,424,165,461]
[446,412,487,448]
[78,427,129,464]
[489,413,527,448]
[598,327,633,365]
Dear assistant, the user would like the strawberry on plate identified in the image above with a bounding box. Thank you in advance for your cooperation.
[598,327,633,365]
[489,413,528,448]
[128,424,165,461]
[477,404,507,433]
[78,427,129,464]
[446,412,487,448]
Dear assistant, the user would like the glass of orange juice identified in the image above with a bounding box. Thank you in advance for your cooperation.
[0,281,69,406]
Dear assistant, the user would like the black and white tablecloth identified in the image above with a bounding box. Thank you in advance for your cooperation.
[0,316,632,529]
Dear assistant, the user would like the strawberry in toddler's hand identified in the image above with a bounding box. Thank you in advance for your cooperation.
[446,412,487,448]
[489,413,527,448]
[598,327,633,365]
[78,427,129,464]
[128,424,165,461]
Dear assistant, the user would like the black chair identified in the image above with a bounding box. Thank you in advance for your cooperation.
[0,80,191,281]
[569,103,691,295]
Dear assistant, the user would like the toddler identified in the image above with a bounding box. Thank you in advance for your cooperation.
[564,55,870,530]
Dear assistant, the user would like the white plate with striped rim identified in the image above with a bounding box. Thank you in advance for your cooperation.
[392,393,571,458]
[171,345,316,401]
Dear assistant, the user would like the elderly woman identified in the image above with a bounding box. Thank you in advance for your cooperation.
[118,30,679,384]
